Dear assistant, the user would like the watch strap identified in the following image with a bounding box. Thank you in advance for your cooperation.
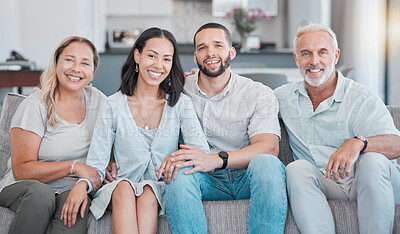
[218,151,229,169]
[354,136,368,153]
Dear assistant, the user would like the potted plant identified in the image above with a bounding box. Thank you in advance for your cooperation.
[225,8,270,52]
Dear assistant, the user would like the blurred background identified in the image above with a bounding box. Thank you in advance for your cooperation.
[0,0,399,106]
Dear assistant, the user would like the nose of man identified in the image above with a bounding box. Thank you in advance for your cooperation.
[310,54,320,66]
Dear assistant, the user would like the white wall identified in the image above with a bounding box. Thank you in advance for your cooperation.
[0,0,105,69]
[388,0,400,105]
[332,0,387,100]
[0,0,21,62]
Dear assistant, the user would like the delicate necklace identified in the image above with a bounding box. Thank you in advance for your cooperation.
[133,95,158,130]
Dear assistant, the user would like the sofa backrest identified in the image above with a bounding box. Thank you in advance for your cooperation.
[278,120,293,166]
[0,93,25,178]
[0,93,399,178]
[387,106,400,165]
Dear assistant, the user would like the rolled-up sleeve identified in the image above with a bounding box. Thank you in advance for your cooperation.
[247,85,281,139]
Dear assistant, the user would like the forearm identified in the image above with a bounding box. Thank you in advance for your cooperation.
[364,135,400,160]
[226,141,279,169]
[12,160,74,182]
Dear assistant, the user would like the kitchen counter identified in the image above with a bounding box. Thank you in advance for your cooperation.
[0,70,41,94]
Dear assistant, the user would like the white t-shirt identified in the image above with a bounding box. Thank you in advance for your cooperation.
[0,86,105,194]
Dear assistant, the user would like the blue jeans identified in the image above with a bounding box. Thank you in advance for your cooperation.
[165,154,287,234]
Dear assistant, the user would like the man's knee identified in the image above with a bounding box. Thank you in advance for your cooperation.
[248,154,285,178]
[286,160,317,189]
[355,152,391,185]
[165,167,199,194]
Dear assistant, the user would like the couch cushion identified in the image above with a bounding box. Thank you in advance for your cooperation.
[278,119,293,166]
[387,106,400,164]
[0,93,25,178]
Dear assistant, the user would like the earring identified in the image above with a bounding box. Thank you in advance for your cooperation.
[135,64,139,72]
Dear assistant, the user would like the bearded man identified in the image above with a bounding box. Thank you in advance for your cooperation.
[275,23,400,234]
[164,22,287,233]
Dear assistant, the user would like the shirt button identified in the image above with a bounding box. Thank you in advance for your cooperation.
[308,141,312,144]
[309,119,312,123]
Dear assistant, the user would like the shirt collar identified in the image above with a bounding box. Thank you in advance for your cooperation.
[294,69,345,103]
[193,70,236,100]
[331,70,345,103]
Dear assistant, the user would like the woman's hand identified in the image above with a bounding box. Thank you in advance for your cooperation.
[73,162,101,192]
[104,158,117,184]
[61,181,88,228]
[157,155,186,184]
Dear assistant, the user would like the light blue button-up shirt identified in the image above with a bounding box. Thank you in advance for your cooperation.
[275,70,400,173]
[80,91,210,193]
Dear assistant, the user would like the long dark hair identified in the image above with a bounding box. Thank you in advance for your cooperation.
[119,27,184,107]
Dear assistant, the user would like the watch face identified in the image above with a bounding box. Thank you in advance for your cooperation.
[219,151,229,159]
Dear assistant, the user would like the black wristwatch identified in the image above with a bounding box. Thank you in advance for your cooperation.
[218,151,229,169]
[354,136,368,153]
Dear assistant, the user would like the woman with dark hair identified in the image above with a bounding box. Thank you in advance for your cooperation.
[0,36,105,234]
[64,27,209,233]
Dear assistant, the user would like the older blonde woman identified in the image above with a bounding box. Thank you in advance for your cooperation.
[0,36,105,234]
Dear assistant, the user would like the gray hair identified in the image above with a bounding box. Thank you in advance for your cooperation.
[293,23,338,54]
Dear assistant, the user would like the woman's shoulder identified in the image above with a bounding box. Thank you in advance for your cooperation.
[172,93,192,107]
[84,86,106,100]
[20,89,44,109]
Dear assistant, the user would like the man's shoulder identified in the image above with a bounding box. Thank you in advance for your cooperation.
[274,82,299,99]
[185,73,197,85]
[341,77,375,101]
[183,73,197,94]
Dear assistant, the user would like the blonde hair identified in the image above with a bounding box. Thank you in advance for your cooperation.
[40,36,99,126]
[293,23,338,55]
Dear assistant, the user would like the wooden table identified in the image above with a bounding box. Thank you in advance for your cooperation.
[0,70,42,93]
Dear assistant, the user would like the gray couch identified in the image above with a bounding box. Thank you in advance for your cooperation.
[0,92,399,234]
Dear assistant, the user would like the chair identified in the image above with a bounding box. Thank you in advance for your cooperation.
[341,67,355,79]
[239,73,288,90]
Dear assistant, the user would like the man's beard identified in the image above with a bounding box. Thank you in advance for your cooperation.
[301,61,335,87]
[196,54,231,77]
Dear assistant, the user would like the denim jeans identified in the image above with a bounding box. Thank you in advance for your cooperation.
[165,154,287,234]
[286,153,400,234]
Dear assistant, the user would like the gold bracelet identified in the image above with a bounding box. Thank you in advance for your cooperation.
[70,161,77,174]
